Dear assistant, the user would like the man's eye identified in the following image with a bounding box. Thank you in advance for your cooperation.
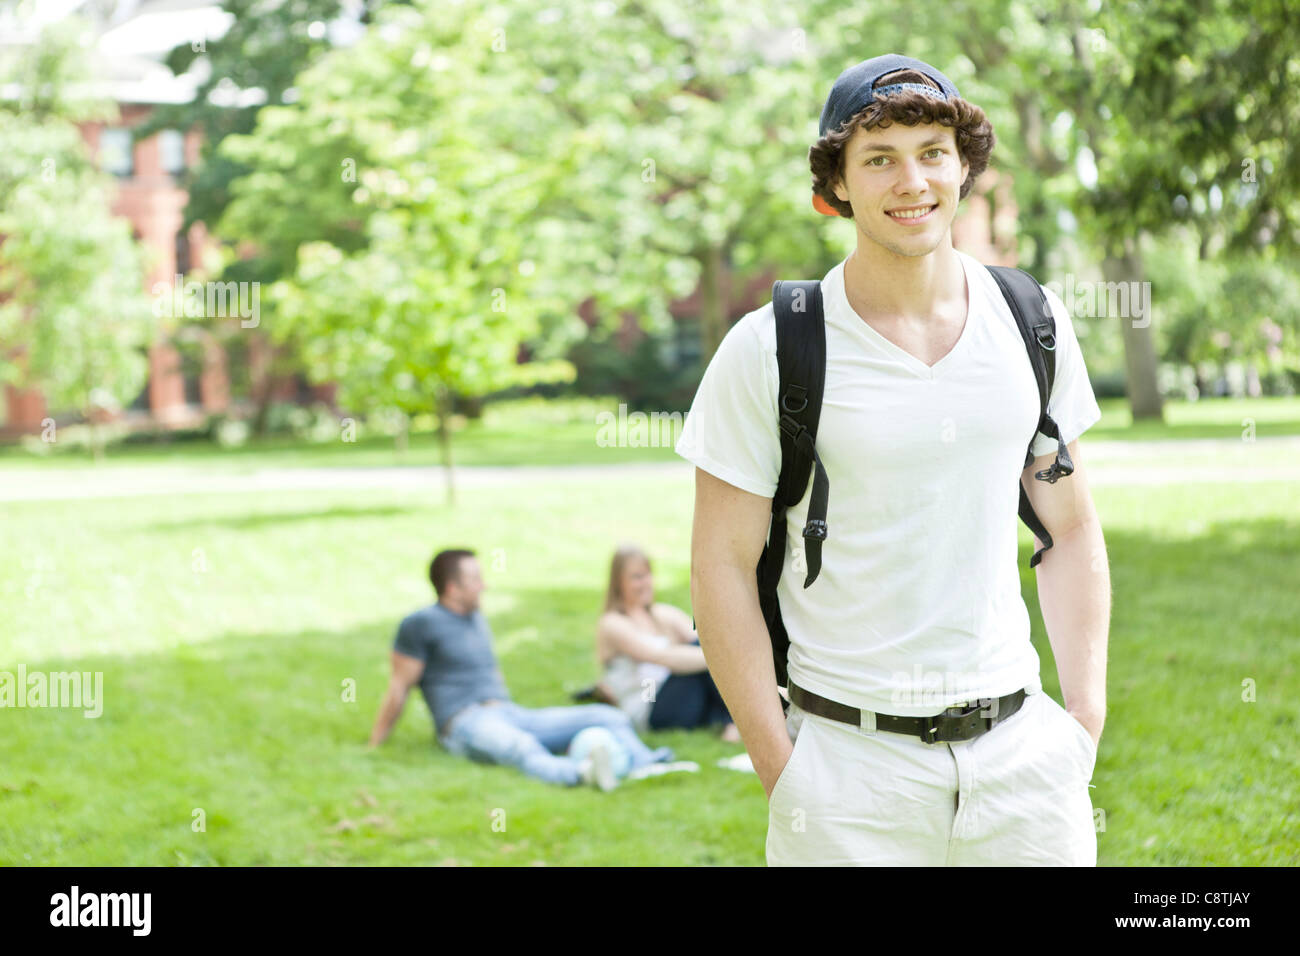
[866,156,888,166]
[925,148,945,158]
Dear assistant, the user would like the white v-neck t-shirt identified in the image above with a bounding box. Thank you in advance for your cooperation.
[675,250,1102,716]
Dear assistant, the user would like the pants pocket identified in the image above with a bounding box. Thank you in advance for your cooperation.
[1043,693,1097,780]
[768,706,816,810]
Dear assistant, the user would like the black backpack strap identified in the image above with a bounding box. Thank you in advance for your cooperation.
[770,280,829,585]
[987,265,1075,569]
[757,279,827,690]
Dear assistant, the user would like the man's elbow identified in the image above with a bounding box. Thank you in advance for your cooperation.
[1045,510,1102,547]
[690,557,754,601]
[1035,514,1105,567]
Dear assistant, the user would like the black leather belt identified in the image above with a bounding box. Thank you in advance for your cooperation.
[788,680,1027,744]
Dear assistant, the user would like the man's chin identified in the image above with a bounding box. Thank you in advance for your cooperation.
[860,226,948,259]
[869,239,944,260]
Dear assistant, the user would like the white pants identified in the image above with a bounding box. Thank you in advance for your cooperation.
[766,689,1098,866]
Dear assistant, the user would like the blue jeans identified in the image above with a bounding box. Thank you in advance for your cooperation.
[442,701,672,786]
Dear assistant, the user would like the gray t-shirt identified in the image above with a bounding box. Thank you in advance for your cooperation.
[393,603,511,739]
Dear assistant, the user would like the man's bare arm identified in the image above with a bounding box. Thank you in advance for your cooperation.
[1022,439,1110,747]
[690,467,790,798]
[367,651,425,748]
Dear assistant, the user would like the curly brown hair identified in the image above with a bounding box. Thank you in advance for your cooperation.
[809,69,996,218]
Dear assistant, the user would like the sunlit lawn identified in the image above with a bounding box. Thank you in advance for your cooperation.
[1,445,1296,864]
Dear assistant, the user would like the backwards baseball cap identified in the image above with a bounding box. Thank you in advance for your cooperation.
[818,53,961,139]
[812,54,963,215]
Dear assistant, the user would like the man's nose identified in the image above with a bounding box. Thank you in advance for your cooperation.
[895,157,928,194]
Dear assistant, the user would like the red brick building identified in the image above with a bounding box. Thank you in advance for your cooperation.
[0,1,324,439]
[0,104,326,438]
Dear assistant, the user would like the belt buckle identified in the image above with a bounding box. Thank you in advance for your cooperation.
[977,695,1002,722]
[946,700,985,718]
[926,701,986,744]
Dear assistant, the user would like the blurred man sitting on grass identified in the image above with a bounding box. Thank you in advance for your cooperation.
[367,548,673,790]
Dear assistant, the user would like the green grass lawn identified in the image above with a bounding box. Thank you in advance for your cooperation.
[2,394,1299,473]
[1,450,1297,865]
[1087,395,1300,440]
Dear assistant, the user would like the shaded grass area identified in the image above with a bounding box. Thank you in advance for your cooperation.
[0,396,678,471]
[2,396,1298,473]
[1,473,1297,865]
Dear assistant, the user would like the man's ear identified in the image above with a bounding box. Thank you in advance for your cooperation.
[832,173,849,204]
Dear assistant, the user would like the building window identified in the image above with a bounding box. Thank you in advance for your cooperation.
[158,129,186,175]
[670,318,703,369]
[98,128,133,177]
[129,376,150,411]
[178,340,203,406]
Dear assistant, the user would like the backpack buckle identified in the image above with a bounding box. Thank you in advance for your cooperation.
[1033,326,1056,351]
[780,386,808,414]
[803,519,827,540]
[1034,461,1074,484]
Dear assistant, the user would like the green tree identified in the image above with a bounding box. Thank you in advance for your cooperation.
[489,0,869,360]
[921,0,1300,420]
[0,15,155,461]
[134,1,408,436]
[138,0,400,247]
[221,0,574,500]
[220,0,923,395]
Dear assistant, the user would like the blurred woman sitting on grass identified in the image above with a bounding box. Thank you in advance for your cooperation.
[596,544,741,743]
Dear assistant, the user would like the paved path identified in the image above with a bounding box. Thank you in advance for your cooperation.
[0,437,1296,502]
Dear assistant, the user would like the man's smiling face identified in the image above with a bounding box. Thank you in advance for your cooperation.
[831,120,970,258]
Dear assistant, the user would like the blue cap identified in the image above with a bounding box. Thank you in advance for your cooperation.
[818,54,961,138]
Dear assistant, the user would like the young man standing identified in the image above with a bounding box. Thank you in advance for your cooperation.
[676,55,1110,865]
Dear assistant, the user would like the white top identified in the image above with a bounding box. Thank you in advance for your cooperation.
[603,634,673,732]
[674,250,1102,716]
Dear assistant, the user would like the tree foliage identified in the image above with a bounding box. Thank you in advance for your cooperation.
[0,15,155,459]
[221,0,577,498]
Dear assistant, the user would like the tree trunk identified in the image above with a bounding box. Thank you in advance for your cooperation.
[1103,235,1164,422]
[394,414,409,455]
[698,243,727,362]
[1194,366,1210,399]
[251,333,274,439]
[436,406,455,507]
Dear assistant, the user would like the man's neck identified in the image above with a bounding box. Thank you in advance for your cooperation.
[438,598,472,617]
[843,238,964,324]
